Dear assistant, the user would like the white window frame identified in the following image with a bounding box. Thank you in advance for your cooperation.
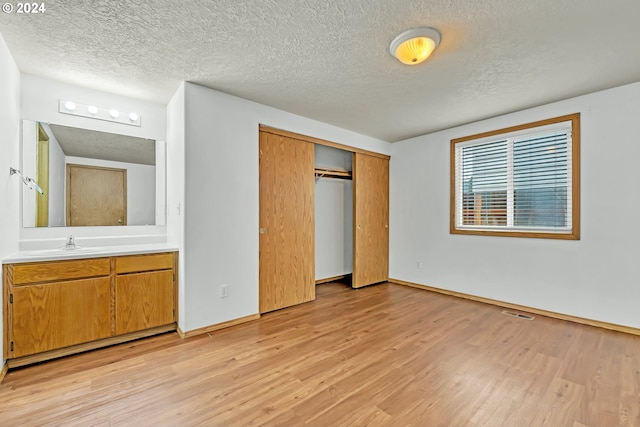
[450,113,580,240]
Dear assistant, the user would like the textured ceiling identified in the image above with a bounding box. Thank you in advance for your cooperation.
[2,0,640,142]
[49,124,156,165]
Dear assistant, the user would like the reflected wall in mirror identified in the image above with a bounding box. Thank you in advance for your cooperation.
[22,120,166,227]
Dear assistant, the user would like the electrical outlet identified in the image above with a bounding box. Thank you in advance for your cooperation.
[220,284,229,298]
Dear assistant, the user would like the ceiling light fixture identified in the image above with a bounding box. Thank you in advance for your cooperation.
[58,100,141,127]
[390,27,441,65]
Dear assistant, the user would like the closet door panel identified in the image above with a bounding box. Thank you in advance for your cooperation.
[353,153,389,288]
[259,131,315,313]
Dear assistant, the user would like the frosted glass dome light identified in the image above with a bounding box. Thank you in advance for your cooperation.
[390,27,441,65]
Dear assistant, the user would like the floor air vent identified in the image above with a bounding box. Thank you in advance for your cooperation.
[501,310,535,320]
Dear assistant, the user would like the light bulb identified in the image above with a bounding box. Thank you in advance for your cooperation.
[64,101,76,111]
[87,105,98,115]
[109,109,120,119]
[129,112,139,122]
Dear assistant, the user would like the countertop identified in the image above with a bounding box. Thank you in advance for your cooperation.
[2,243,179,264]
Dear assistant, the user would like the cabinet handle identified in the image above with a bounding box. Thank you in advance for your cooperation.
[259,228,267,234]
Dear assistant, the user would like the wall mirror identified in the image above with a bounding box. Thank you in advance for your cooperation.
[22,120,166,228]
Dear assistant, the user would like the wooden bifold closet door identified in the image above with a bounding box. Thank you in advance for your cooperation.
[259,130,315,313]
[352,152,389,288]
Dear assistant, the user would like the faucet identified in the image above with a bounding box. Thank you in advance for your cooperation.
[65,235,77,250]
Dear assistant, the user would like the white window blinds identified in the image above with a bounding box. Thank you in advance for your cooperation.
[453,117,577,237]
[512,131,571,229]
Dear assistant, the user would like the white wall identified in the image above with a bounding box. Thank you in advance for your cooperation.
[19,75,168,245]
[314,145,353,280]
[0,34,21,367]
[179,82,390,332]
[390,81,640,329]
[315,178,353,280]
[315,144,353,171]
[47,127,66,226]
[21,120,36,227]
[21,74,166,141]
[165,83,186,327]
[155,140,167,227]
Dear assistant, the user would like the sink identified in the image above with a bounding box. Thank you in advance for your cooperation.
[22,247,105,256]
[60,247,105,254]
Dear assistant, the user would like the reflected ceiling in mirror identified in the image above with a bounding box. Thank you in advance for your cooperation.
[49,124,155,165]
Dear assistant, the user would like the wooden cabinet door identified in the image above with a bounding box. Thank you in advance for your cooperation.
[115,270,174,335]
[353,153,389,288]
[259,130,315,313]
[11,278,111,357]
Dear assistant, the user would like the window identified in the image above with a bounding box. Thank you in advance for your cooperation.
[451,113,580,239]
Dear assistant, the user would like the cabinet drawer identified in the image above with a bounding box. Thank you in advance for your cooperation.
[115,253,174,274]
[12,258,111,285]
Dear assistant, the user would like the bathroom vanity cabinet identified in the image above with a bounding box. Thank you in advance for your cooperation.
[3,251,177,367]
[114,253,175,335]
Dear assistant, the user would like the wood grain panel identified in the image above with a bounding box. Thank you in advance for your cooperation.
[352,153,389,288]
[115,270,174,335]
[259,125,390,160]
[3,265,12,360]
[259,130,315,313]
[11,277,111,357]
[110,256,117,336]
[66,164,127,226]
[115,253,174,274]
[12,258,110,285]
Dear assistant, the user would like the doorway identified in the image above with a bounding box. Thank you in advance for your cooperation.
[35,123,49,227]
[66,164,127,226]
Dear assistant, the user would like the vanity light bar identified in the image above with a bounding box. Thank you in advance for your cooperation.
[58,100,141,127]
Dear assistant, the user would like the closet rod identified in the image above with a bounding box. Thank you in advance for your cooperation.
[314,168,352,182]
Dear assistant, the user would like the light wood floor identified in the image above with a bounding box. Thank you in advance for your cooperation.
[1,282,639,426]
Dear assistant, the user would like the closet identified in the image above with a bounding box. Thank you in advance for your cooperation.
[258,125,389,313]
[314,145,353,283]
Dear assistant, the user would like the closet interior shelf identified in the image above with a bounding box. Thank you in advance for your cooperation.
[314,168,352,181]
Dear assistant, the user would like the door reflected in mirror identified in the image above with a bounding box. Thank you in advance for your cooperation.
[22,120,166,227]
